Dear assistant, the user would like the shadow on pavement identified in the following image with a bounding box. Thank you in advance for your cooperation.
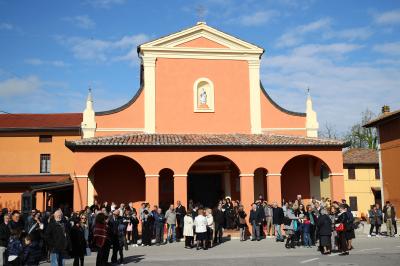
[123,255,145,264]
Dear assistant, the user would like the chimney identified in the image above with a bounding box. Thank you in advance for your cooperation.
[382,105,391,114]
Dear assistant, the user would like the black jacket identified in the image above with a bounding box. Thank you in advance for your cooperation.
[0,222,10,247]
[249,209,264,224]
[317,214,332,236]
[175,205,186,225]
[272,207,284,225]
[70,225,87,257]
[23,241,42,265]
[44,220,70,253]
[213,209,225,225]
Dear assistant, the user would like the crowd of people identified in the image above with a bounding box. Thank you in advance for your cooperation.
[0,195,397,265]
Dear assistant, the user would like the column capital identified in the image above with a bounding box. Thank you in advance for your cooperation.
[75,174,88,178]
[329,173,344,176]
[248,60,260,68]
[239,173,254,177]
[145,174,159,178]
[142,56,156,67]
[173,174,188,178]
[266,173,281,176]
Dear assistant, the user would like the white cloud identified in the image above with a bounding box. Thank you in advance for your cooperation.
[0,22,13,30]
[85,0,126,8]
[276,18,331,47]
[374,9,400,25]
[262,43,400,132]
[323,27,373,41]
[25,58,70,67]
[239,10,280,26]
[57,34,150,62]
[0,76,41,97]
[373,42,400,56]
[63,15,95,29]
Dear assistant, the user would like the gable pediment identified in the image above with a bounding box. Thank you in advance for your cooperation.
[139,22,264,56]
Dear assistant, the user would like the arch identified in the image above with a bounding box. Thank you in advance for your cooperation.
[88,155,145,208]
[280,154,331,202]
[187,155,241,208]
[254,167,268,201]
[193,77,215,112]
[159,168,174,212]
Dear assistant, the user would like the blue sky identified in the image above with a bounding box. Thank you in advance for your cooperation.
[0,0,399,134]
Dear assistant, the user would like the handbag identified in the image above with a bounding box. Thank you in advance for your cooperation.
[335,223,345,232]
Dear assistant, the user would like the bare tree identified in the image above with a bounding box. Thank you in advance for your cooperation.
[319,122,340,139]
[344,109,377,149]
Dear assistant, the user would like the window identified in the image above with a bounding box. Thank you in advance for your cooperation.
[348,167,356,180]
[39,135,52,143]
[375,167,380,180]
[349,196,358,211]
[40,154,51,173]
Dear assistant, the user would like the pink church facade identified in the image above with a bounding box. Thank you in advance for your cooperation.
[67,23,345,213]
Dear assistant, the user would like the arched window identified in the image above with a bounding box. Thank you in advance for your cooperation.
[193,77,214,112]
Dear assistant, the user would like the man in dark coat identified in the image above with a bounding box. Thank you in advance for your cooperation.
[272,202,284,242]
[383,201,396,237]
[213,204,225,244]
[44,210,70,266]
[249,203,264,241]
[175,201,186,241]
[109,210,124,264]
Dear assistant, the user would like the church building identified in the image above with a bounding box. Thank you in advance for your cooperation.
[66,22,346,212]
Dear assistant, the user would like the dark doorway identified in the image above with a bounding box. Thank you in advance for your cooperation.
[188,174,223,208]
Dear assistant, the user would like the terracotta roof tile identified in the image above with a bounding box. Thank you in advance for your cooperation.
[0,113,82,129]
[66,133,345,149]
[364,109,400,127]
[343,148,378,165]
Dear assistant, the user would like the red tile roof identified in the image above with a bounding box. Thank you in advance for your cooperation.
[364,109,400,127]
[0,174,71,183]
[66,133,345,149]
[0,113,82,130]
[343,148,379,165]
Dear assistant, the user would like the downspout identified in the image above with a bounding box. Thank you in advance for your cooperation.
[377,126,384,205]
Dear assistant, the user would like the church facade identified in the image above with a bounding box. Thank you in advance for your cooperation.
[66,22,345,212]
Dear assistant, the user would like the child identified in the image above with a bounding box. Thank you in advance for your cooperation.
[7,229,23,266]
[22,235,41,266]
[303,216,312,248]
[183,210,194,249]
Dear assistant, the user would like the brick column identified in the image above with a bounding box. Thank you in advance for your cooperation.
[145,174,159,207]
[330,173,345,201]
[240,174,254,216]
[267,173,282,205]
[174,174,187,208]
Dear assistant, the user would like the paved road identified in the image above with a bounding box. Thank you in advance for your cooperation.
[47,235,400,265]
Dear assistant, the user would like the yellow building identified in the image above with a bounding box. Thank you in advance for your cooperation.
[343,148,381,218]
[0,113,82,213]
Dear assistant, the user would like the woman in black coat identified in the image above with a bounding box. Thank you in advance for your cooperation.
[70,218,87,266]
[335,205,349,256]
[317,209,332,254]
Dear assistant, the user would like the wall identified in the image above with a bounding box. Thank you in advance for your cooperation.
[155,58,251,133]
[260,91,307,136]
[344,165,381,217]
[0,133,80,174]
[0,132,79,210]
[379,119,400,210]
[95,90,145,136]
